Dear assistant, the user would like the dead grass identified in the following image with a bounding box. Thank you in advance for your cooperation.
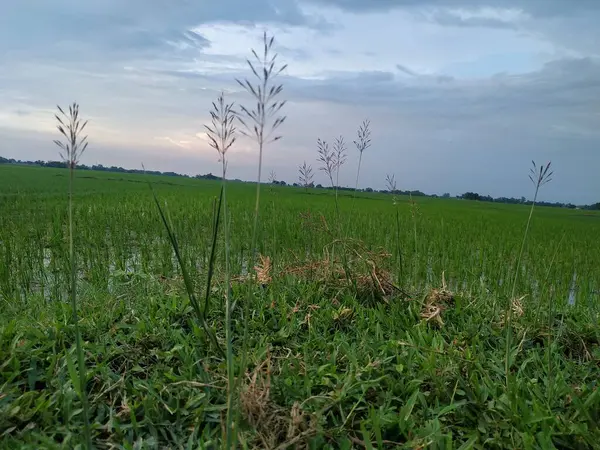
[498,295,527,328]
[239,352,317,449]
[232,228,409,306]
[421,272,454,326]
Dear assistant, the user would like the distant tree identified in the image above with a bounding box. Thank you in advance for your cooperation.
[442,193,450,198]
[45,160,67,168]
[462,192,480,201]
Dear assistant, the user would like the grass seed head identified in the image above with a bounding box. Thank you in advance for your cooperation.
[298,161,314,189]
[529,160,553,188]
[204,92,236,176]
[317,138,336,188]
[353,119,372,155]
[53,102,89,168]
[235,31,287,146]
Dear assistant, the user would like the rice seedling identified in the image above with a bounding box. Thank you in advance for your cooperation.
[53,102,92,449]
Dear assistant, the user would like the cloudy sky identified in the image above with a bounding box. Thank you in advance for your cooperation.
[1,0,599,203]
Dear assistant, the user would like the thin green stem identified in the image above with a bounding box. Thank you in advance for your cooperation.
[69,165,92,449]
[222,161,236,450]
[354,151,363,197]
[505,184,539,386]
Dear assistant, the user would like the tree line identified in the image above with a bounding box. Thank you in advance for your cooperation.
[1,155,598,210]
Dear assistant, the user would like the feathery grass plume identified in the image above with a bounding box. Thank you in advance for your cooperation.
[53,102,92,449]
[385,173,397,204]
[204,91,237,448]
[268,170,277,193]
[332,135,347,199]
[235,31,287,257]
[317,138,336,188]
[353,120,371,192]
[505,160,553,386]
[205,92,236,180]
[299,161,314,190]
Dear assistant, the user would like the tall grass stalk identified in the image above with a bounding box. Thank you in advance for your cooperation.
[348,120,371,240]
[235,31,287,444]
[352,120,371,194]
[53,102,92,449]
[317,137,348,274]
[505,160,553,385]
[236,31,287,261]
[386,174,403,283]
[205,92,237,449]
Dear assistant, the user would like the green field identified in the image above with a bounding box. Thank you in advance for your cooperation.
[1,163,599,449]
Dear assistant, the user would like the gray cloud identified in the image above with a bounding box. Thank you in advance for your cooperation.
[423,9,519,29]
[308,0,600,17]
[0,0,328,65]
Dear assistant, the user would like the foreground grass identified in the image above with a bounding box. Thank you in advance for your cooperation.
[1,165,600,449]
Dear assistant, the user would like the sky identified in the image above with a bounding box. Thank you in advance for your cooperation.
[1,0,599,204]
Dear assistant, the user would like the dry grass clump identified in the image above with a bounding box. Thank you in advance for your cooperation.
[498,295,527,328]
[421,273,455,326]
[234,249,402,305]
[231,213,408,305]
[354,258,398,301]
[240,354,317,449]
[255,254,273,285]
[232,254,272,286]
[281,244,403,305]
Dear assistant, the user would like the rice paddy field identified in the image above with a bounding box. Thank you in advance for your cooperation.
[1,163,600,449]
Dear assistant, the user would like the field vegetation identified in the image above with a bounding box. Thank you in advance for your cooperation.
[1,32,600,450]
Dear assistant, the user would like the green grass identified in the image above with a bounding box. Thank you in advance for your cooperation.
[1,164,600,449]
